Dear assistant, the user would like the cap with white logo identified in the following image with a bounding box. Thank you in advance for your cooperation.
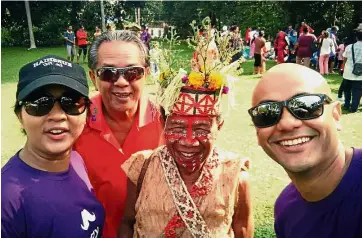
[16,55,89,101]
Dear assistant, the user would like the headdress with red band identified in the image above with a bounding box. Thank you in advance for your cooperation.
[155,17,244,117]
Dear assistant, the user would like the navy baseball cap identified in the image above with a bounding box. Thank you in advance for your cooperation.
[16,55,89,101]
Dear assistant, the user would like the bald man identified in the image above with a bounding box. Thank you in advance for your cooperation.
[248,63,362,238]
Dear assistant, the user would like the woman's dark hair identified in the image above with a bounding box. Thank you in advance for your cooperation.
[14,101,21,116]
[303,27,308,33]
[13,101,26,135]
[229,25,238,32]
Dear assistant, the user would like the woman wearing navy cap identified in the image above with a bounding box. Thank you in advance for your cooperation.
[1,55,105,238]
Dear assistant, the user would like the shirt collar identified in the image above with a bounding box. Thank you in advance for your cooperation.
[87,93,158,132]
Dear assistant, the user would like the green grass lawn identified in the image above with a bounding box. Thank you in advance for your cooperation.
[1,45,362,238]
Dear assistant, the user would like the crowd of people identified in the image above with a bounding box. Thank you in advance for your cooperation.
[219,21,361,113]
[63,23,152,64]
[1,18,362,238]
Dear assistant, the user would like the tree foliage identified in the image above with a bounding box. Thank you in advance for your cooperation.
[1,1,360,47]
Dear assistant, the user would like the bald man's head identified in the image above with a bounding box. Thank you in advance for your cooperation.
[252,63,332,106]
[248,64,343,176]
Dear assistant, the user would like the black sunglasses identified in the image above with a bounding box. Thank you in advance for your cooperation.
[248,94,333,128]
[96,66,145,83]
[18,93,89,117]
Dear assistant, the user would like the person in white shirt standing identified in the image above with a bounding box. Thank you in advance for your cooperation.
[342,23,362,113]
[319,31,334,75]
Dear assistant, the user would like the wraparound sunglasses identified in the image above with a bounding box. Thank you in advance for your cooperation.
[96,66,145,83]
[18,93,89,117]
[248,94,333,128]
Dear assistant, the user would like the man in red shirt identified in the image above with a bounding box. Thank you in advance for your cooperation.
[76,25,88,64]
[74,31,165,238]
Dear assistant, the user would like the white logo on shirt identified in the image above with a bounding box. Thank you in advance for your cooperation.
[80,209,96,230]
[90,226,99,238]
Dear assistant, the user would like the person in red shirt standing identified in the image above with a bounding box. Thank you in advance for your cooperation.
[76,25,88,64]
[275,28,288,64]
[74,30,165,238]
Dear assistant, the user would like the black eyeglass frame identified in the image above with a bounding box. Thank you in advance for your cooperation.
[248,93,333,128]
[18,93,90,117]
[95,66,145,83]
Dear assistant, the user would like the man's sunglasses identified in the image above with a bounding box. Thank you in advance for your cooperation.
[248,94,333,128]
[18,93,89,117]
[96,66,145,83]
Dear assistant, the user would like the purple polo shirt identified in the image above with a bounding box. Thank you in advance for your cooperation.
[1,151,105,238]
[274,148,362,238]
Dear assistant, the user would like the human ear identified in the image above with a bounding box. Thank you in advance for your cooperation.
[331,101,342,131]
[89,70,99,91]
[144,66,150,77]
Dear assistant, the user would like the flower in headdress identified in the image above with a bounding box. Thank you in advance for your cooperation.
[188,72,204,88]
[222,86,229,94]
[159,72,166,82]
[159,70,171,82]
[182,75,188,84]
[208,72,224,90]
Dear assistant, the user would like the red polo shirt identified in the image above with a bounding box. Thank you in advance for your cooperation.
[76,30,87,46]
[74,94,164,238]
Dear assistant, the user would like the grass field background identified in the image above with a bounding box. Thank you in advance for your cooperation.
[1,44,361,238]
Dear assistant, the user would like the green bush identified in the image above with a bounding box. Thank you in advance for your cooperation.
[1,28,15,47]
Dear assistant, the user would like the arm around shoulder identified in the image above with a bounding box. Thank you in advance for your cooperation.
[232,170,254,238]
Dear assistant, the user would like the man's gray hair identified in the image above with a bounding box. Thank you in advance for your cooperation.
[88,30,150,70]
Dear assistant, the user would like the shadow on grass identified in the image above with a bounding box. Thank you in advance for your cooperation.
[342,106,362,115]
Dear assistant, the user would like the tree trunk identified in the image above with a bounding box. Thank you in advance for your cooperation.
[100,0,106,32]
[138,7,141,25]
[24,0,36,49]
[135,8,137,24]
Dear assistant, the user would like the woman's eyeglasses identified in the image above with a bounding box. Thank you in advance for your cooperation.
[18,93,89,117]
[248,94,333,128]
[96,66,145,83]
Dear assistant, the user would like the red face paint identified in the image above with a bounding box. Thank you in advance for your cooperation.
[164,115,214,171]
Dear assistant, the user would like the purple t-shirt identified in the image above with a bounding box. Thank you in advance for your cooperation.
[274,148,362,238]
[297,35,315,58]
[1,151,105,238]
